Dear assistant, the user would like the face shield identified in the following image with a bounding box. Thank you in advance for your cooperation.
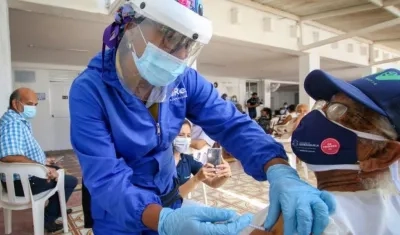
[115,0,212,103]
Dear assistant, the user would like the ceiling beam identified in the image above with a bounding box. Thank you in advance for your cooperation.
[369,0,400,17]
[370,57,400,65]
[384,0,400,6]
[252,0,276,4]
[300,4,378,21]
[8,1,111,23]
[227,0,299,20]
[370,0,400,7]
[300,17,400,51]
[375,38,400,43]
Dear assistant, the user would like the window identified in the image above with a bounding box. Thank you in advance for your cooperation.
[246,81,259,98]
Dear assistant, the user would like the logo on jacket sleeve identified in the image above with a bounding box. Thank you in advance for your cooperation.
[170,87,188,101]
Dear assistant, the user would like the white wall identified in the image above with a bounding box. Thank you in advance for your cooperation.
[0,0,13,113]
[12,62,83,151]
[204,75,247,106]
[271,91,297,111]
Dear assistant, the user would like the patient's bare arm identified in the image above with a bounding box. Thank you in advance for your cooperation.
[1,155,37,164]
[249,214,284,235]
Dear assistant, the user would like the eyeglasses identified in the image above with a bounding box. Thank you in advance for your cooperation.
[312,100,350,121]
[313,100,395,140]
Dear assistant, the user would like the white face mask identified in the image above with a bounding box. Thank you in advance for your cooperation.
[173,137,191,153]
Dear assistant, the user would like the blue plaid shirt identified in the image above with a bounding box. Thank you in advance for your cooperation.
[0,110,46,180]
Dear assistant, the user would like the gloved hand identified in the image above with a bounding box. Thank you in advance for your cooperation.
[158,206,253,235]
[264,164,336,235]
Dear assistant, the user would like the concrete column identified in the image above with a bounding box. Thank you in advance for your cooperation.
[299,54,320,108]
[262,80,271,108]
[362,66,378,76]
[191,60,197,70]
[0,0,12,113]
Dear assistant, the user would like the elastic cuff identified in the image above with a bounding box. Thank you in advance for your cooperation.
[138,197,162,231]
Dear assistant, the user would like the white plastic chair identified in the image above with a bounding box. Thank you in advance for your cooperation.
[0,162,68,235]
[187,182,208,205]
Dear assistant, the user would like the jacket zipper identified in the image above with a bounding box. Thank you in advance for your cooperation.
[156,103,162,144]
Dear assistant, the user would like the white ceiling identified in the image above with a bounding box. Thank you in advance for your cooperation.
[9,9,363,82]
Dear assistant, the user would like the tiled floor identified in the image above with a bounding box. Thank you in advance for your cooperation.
[0,151,316,234]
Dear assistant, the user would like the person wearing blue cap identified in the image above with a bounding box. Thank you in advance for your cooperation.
[68,0,335,234]
[244,68,400,235]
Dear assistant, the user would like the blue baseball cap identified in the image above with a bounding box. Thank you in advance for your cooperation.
[304,68,400,140]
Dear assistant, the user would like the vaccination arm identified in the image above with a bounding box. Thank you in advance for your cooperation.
[186,69,335,235]
[69,81,162,232]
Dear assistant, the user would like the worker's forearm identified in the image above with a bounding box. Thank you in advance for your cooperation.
[263,158,289,173]
[209,176,229,188]
[142,204,163,231]
[178,177,200,198]
[0,155,37,164]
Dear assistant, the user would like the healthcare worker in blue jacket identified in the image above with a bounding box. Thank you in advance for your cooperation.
[69,0,336,234]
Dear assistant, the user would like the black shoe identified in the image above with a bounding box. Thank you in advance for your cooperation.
[45,222,64,233]
[67,208,72,214]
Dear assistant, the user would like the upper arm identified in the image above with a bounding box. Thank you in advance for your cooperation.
[189,156,203,175]
[0,122,25,158]
[199,130,215,147]
[281,115,292,125]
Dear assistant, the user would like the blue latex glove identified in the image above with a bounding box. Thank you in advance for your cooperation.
[158,206,253,235]
[264,164,336,235]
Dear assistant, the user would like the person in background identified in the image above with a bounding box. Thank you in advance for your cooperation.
[235,103,245,114]
[278,102,288,115]
[221,93,228,101]
[292,104,309,131]
[278,104,296,125]
[231,95,238,104]
[283,102,288,108]
[244,68,400,235]
[257,108,272,134]
[0,88,78,233]
[174,120,231,199]
[247,92,260,119]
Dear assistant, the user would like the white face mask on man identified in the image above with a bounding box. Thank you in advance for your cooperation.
[173,137,191,153]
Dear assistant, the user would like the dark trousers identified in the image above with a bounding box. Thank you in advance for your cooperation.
[82,180,93,228]
[2,170,78,224]
[82,177,182,229]
[249,110,257,119]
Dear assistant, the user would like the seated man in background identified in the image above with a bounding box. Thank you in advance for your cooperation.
[0,88,78,233]
[243,69,400,235]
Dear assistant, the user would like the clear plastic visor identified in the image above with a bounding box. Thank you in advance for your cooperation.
[115,17,204,103]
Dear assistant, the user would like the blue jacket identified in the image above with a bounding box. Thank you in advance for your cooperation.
[69,49,287,234]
